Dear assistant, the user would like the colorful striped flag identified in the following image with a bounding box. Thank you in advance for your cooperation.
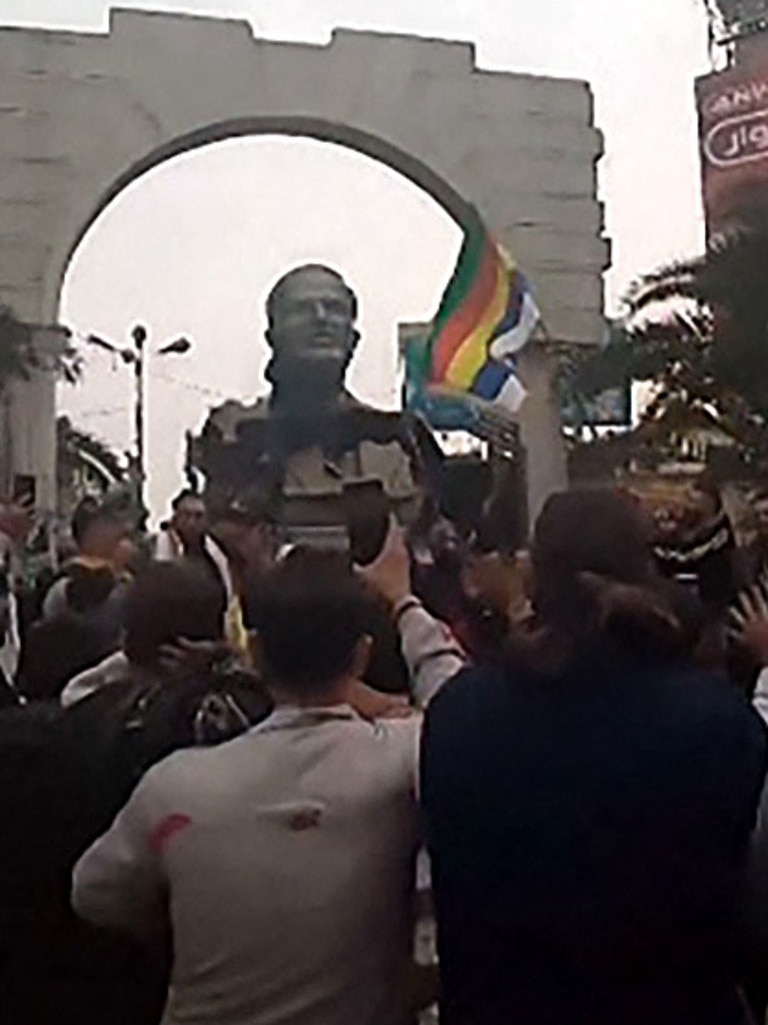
[424,207,540,415]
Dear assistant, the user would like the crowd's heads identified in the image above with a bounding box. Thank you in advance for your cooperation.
[71,498,129,561]
[124,561,226,668]
[646,473,724,543]
[247,549,376,697]
[264,264,359,397]
[171,490,208,549]
[531,488,655,630]
[209,491,279,572]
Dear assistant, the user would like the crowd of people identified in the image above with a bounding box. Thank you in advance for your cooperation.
[2,475,768,1024]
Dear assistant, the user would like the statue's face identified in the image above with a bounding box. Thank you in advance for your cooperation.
[268,267,356,378]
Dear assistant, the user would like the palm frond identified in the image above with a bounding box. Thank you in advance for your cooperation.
[56,416,125,482]
[622,258,703,316]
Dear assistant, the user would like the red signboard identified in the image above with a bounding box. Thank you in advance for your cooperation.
[697,51,768,234]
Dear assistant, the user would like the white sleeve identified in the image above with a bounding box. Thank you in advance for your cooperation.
[754,668,768,727]
[396,598,466,708]
[72,777,169,938]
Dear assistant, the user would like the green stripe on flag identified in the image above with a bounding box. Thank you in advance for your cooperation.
[428,206,488,341]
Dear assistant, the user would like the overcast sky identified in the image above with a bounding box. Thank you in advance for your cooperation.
[1,0,712,515]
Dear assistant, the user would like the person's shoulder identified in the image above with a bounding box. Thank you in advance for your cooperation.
[204,398,269,442]
[137,727,258,805]
[663,662,767,742]
[424,664,508,729]
[368,713,423,744]
[143,743,213,783]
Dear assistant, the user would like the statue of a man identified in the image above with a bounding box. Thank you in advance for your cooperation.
[193,264,437,545]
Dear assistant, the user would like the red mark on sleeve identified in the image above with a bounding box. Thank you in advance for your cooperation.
[148,813,191,854]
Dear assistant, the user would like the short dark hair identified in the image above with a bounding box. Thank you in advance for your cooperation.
[124,561,226,667]
[171,489,204,513]
[247,550,375,693]
[71,498,120,547]
[532,488,654,627]
[266,264,358,331]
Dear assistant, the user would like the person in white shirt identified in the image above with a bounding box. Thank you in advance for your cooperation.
[72,529,464,1025]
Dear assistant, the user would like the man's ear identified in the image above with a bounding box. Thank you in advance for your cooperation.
[351,635,373,681]
[344,329,361,365]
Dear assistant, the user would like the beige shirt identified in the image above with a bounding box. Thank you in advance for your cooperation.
[72,602,465,1025]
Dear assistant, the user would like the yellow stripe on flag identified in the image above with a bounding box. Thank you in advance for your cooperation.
[444,258,509,388]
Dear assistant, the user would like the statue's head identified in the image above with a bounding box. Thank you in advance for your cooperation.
[265,264,360,399]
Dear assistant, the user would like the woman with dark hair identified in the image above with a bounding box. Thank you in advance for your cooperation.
[421,488,768,1025]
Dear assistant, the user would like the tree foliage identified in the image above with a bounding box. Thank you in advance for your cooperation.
[567,219,768,477]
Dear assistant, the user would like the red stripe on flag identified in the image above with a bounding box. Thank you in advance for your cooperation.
[430,240,500,382]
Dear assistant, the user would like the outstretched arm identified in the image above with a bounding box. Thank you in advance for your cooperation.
[72,775,170,939]
[358,522,466,708]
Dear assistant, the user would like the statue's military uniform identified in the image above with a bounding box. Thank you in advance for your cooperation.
[193,394,435,546]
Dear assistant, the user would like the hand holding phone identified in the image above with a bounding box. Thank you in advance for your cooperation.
[355,518,412,606]
[343,479,391,567]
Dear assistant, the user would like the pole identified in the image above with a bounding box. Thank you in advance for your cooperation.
[132,324,147,512]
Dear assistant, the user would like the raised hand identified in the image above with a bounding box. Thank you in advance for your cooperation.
[356,518,412,607]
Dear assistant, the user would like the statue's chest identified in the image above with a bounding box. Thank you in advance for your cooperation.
[282,441,415,500]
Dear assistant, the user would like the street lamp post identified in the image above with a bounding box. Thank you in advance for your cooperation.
[703,0,768,44]
[132,325,147,509]
[86,325,192,511]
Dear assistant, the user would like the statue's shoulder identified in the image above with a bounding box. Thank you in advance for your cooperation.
[341,394,410,439]
[345,398,437,454]
[204,398,270,443]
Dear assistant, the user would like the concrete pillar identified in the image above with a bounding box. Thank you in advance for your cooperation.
[4,328,66,514]
[518,345,568,527]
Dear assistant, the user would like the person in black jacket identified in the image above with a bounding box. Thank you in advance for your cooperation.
[422,487,768,1025]
[16,564,124,701]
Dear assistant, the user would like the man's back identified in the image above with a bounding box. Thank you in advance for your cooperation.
[422,653,768,1025]
[74,706,422,1025]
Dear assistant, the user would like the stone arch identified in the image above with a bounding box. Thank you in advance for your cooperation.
[57,115,475,306]
[0,8,608,514]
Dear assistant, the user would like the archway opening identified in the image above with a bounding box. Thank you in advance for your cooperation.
[59,134,462,516]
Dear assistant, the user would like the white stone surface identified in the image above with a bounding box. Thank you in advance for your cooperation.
[0,9,608,515]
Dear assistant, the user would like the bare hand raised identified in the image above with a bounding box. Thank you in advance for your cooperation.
[732,586,768,666]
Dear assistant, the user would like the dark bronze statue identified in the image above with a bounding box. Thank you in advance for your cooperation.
[192,264,438,545]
